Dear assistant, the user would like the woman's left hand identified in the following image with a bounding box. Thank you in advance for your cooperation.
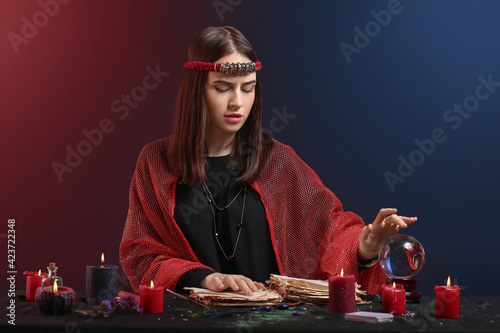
[358,208,418,261]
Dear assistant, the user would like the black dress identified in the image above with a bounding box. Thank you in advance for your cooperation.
[174,155,279,292]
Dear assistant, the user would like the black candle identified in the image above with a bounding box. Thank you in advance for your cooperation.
[86,253,118,305]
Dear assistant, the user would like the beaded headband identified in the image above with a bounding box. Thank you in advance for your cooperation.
[183,60,261,74]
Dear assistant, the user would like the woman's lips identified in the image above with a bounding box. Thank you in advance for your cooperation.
[224,114,243,123]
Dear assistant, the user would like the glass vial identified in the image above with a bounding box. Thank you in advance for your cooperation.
[41,262,63,288]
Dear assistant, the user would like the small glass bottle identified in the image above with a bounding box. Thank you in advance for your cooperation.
[41,262,63,288]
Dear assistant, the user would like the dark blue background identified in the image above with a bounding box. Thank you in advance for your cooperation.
[2,0,499,296]
[215,0,500,296]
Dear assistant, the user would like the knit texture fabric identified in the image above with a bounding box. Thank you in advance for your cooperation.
[119,136,386,294]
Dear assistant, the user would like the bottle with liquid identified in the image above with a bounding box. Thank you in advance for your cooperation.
[41,262,63,288]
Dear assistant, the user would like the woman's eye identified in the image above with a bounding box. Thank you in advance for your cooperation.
[242,86,255,93]
[215,87,229,93]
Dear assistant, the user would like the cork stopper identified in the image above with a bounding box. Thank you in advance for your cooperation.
[48,262,56,269]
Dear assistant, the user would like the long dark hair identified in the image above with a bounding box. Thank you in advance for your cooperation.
[173,26,272,185]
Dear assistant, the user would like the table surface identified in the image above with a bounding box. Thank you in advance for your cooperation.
[1,292,499,333]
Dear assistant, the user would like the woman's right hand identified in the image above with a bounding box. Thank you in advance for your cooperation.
[200,273,264,296]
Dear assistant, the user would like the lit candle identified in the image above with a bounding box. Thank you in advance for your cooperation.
[435,276,460,318]
[382,282,406,314]
[86,253,118,305]
[328,268,356,314]
[139,280,164,314]
[24,269,48,301]
[35,280,76,315]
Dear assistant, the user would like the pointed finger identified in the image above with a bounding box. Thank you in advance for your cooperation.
[400,216,418,226]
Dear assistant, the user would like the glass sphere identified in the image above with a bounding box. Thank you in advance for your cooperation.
[378,234,425,279]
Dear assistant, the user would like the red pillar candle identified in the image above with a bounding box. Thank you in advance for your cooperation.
[328,269,356,314]
[139,281,164,314]
[435,276,460,318]
[382,282,406,314]
[24,270,48,301]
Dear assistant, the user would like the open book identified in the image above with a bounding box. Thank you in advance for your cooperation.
[184,274,369,306]
[184,287,283,306]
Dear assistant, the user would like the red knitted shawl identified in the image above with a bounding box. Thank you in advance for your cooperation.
[119,136,386,294]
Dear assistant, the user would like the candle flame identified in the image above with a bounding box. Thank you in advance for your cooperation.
[53,280,58,292]
[101,253,105,264]
[340,268,344,277]
[393,282,396,288]
[150,280,154,288]
[447,276,450,287]
[38,269,41,276]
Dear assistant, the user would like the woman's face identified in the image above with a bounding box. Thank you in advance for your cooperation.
[205,53,257,140]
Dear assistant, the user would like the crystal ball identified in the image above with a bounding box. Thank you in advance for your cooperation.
[378,234,425,279]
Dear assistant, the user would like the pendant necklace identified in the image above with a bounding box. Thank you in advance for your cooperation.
[203,182,247,260]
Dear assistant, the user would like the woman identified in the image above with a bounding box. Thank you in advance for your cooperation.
[119,26,417,296]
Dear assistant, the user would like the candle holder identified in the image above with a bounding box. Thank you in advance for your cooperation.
[379,234,425,303]
[35,285,75,315]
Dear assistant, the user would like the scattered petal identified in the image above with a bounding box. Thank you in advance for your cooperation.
[276,303,290,310]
